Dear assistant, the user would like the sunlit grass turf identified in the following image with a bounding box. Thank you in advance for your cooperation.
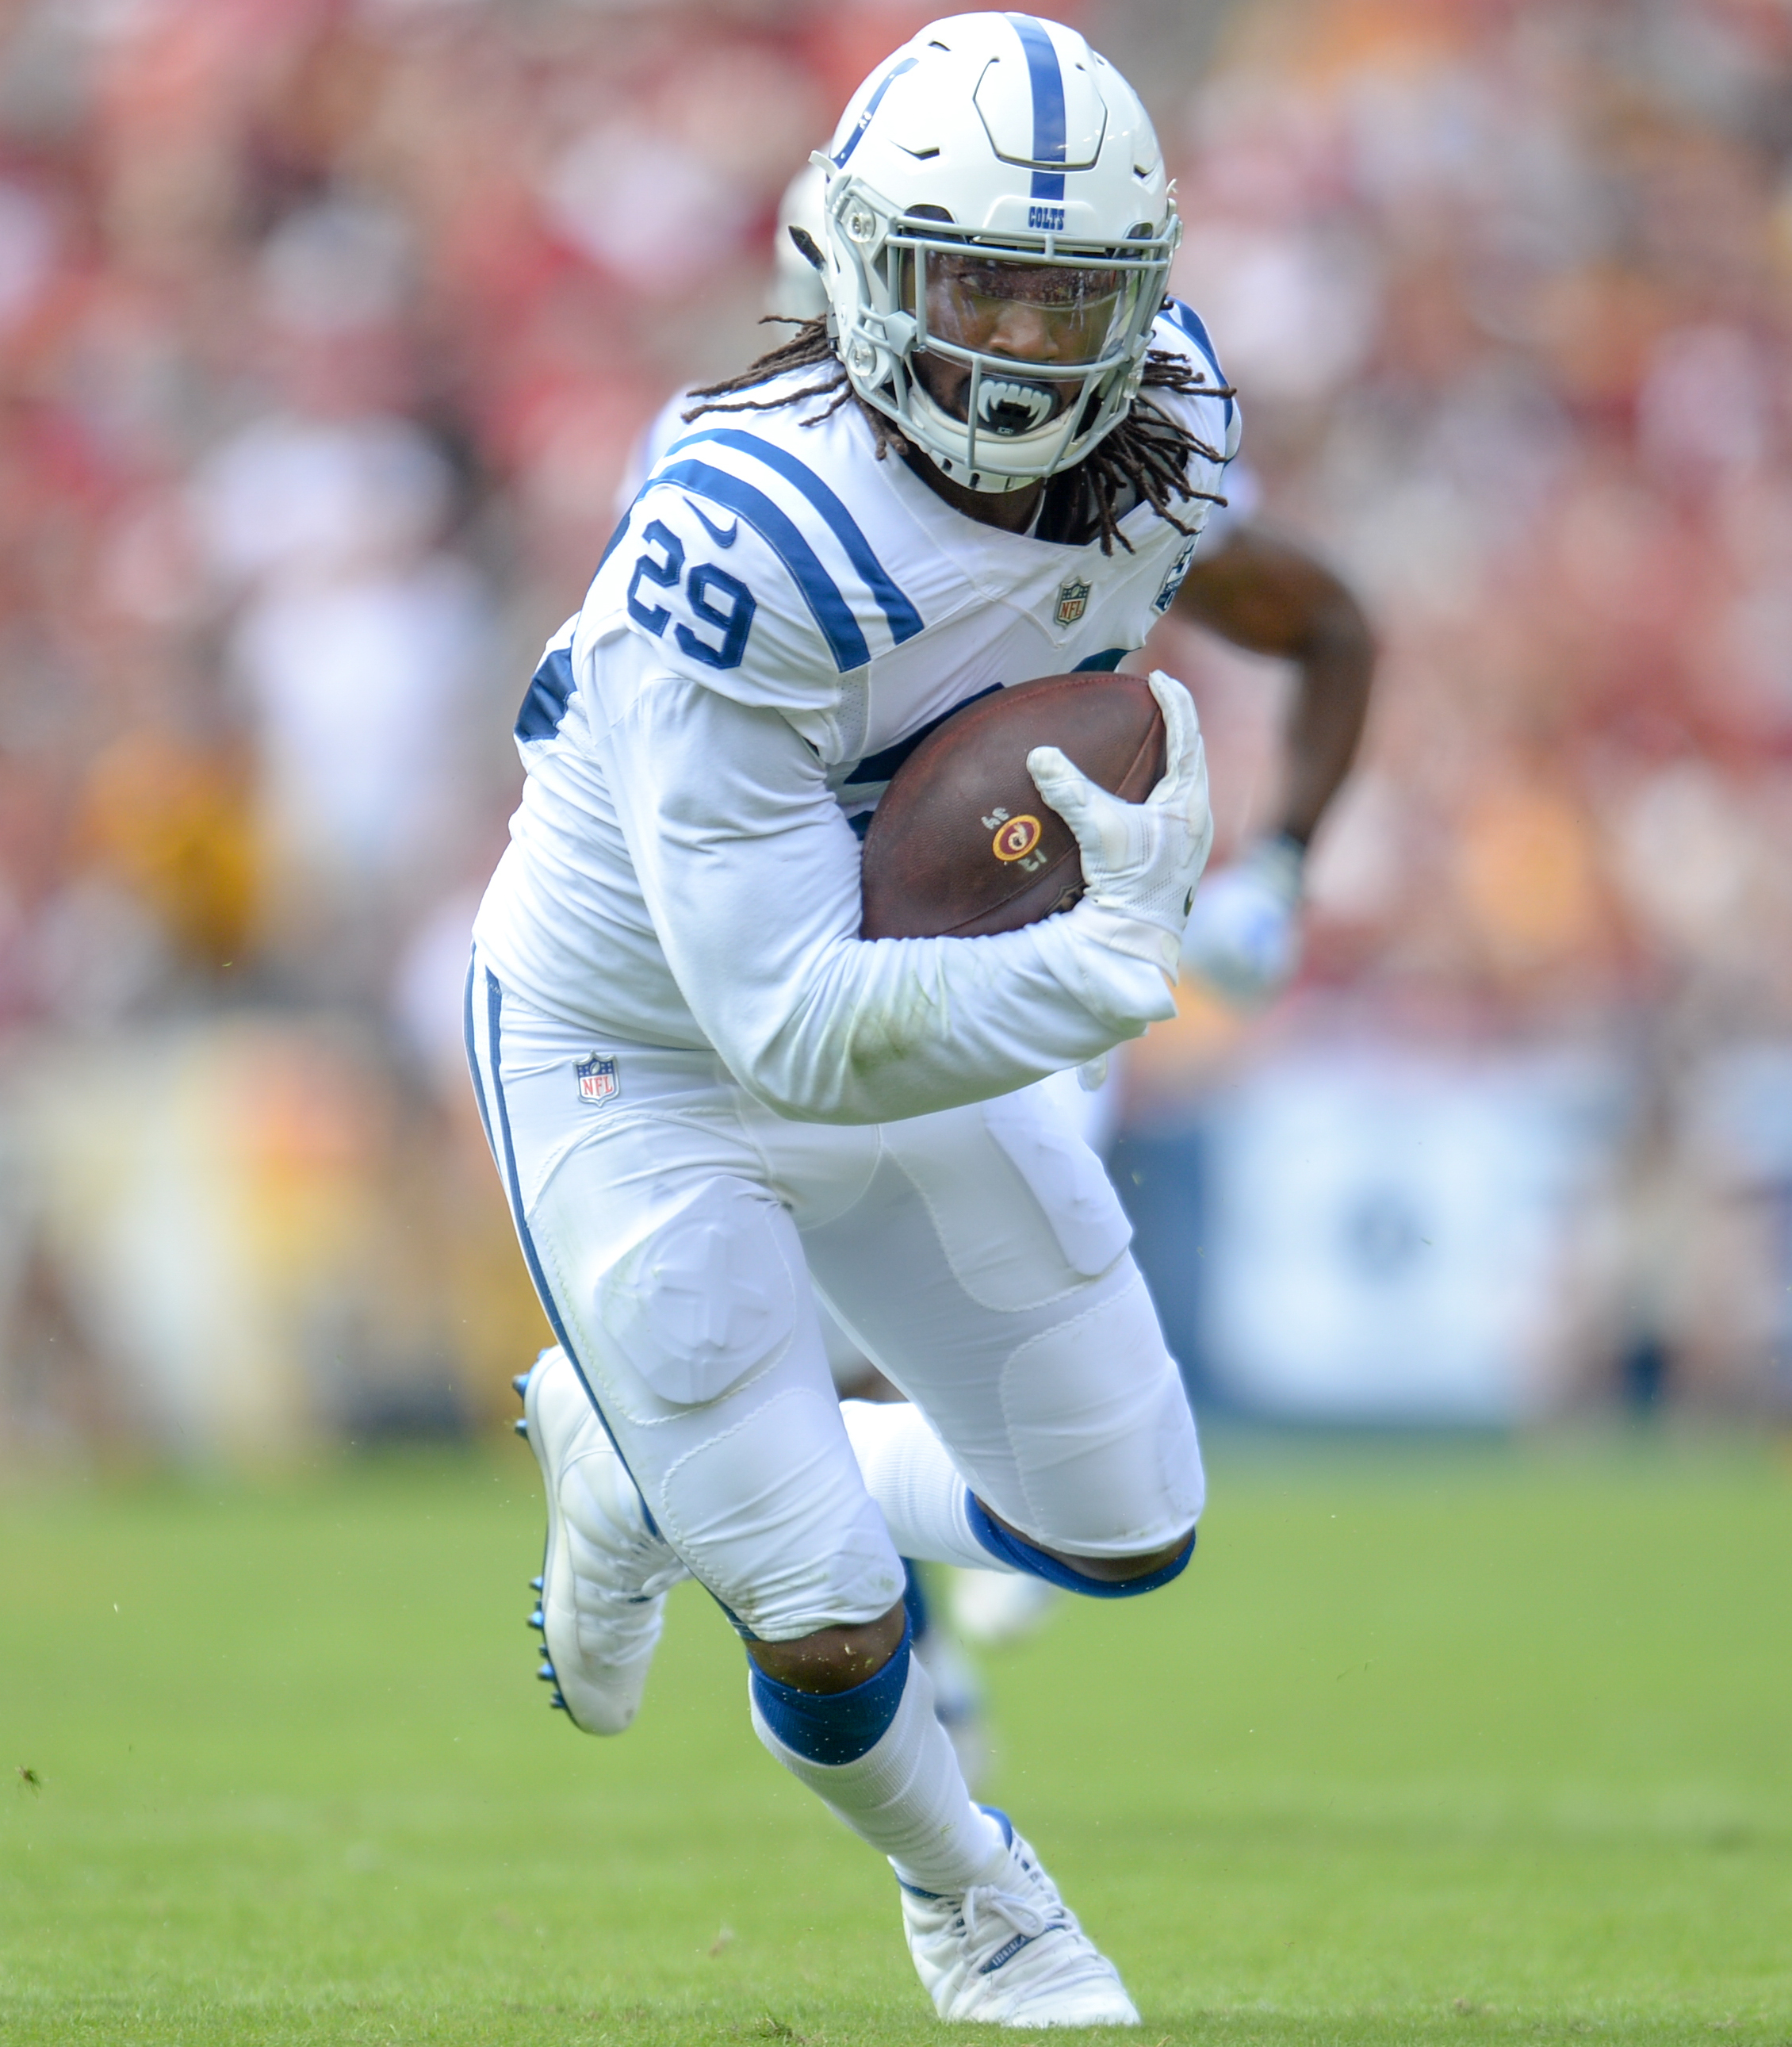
[1,1429,1787,2047]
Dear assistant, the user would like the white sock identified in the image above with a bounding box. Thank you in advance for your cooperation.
[749,1649,1010,1893]
[840,1401,1017,1574]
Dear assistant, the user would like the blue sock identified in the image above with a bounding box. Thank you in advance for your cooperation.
[964,1493,1195,1597]
[748,1617,1007,1892]
[749,1616,913,1765]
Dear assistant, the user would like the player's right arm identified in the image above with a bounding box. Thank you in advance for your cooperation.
[577,480,1196,1125]
[595,636,1189,1125]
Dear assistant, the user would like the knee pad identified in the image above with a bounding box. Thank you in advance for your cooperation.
[997,1271,1206,1554]
[599,1177,798,1406]
[657,1385,906,1641]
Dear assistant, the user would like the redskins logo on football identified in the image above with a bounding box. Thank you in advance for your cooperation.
[991,814,1043,864]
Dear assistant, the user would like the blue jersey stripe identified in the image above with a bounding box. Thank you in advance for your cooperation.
[595,512,630,572]
[1007,15,1066,167]
[653,458,870,671]
[664,427,924,646]
[843,681,1002,790]
[515,642,575,742]
[462,953,494,1158]
[833,56,917,168]
[479,968,660,1535]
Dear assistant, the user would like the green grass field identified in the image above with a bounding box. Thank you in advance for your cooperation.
[2,1430,1787,2045]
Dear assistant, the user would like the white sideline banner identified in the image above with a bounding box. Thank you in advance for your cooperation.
[1193,1049,1622,1424]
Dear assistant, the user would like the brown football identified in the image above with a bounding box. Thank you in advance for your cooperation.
[859,672,1166,941]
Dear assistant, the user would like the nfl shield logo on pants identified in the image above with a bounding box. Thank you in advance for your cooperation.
[1055,578,1091,627]
[575,1053,619,1105]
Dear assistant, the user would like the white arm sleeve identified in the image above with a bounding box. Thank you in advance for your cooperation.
[595,646,1175,1125]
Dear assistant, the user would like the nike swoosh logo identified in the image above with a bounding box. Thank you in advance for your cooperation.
[688,500,739,548]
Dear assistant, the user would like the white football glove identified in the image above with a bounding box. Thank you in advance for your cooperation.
[1027,669,1214,979]
[1179,833,1304,1007]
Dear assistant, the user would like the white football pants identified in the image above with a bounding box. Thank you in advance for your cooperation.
[465,949,1204,1642]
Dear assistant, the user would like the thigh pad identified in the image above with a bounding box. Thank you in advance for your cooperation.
[603,1177,798,1407]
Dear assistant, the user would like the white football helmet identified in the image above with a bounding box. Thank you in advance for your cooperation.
[771,159,829,322]
[817,13,1180,493]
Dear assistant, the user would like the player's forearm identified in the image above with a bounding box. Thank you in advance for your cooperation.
[609,678,1167,1124]
[1172,524,1374,844]
[731,914,1168,1125]
[1277,595,1373,844]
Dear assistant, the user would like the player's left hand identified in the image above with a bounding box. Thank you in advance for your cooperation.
[1179,834,1304,1007]
[1027,670,1214,975]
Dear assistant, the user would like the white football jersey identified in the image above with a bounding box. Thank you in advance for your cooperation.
[473,302,1239,1124]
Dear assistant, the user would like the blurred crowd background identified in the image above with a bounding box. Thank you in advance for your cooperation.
[2,0,1790,1464]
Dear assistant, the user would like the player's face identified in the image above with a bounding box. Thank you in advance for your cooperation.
[908,252,1135,435]
[926,254,1131,366]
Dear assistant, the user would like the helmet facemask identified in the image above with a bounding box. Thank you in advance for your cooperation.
[825,182,1180,494]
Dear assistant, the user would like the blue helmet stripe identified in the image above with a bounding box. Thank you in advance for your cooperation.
[833,56,918,168]
[664,427,924,646]
[653,459,870,671]
[1005,14,1066,200]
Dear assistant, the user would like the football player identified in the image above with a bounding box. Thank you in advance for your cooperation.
[469,15,1358,2026]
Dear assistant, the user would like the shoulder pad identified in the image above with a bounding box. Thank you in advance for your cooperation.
[1146,301,1243,467]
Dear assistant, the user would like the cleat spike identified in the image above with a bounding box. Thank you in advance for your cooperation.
[512,1372,531,1397]
[549,1691,568,1710]
[513,1416,528,1437]
[530,1576,543,1593]
[515,1344,683,1740]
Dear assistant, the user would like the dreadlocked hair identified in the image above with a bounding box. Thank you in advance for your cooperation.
[684,312,1235,557]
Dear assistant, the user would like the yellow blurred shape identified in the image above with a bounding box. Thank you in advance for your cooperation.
[1456,783,1602,969]
[78,734,258,967]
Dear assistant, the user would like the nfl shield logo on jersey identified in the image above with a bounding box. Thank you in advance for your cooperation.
[575,1052,619,1105]
[1055,579,1091,628]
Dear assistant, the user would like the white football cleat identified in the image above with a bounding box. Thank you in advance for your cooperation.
[515,1346,687,1735]
[950,1567,1063,1649]
[899,1811,1141,2026]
